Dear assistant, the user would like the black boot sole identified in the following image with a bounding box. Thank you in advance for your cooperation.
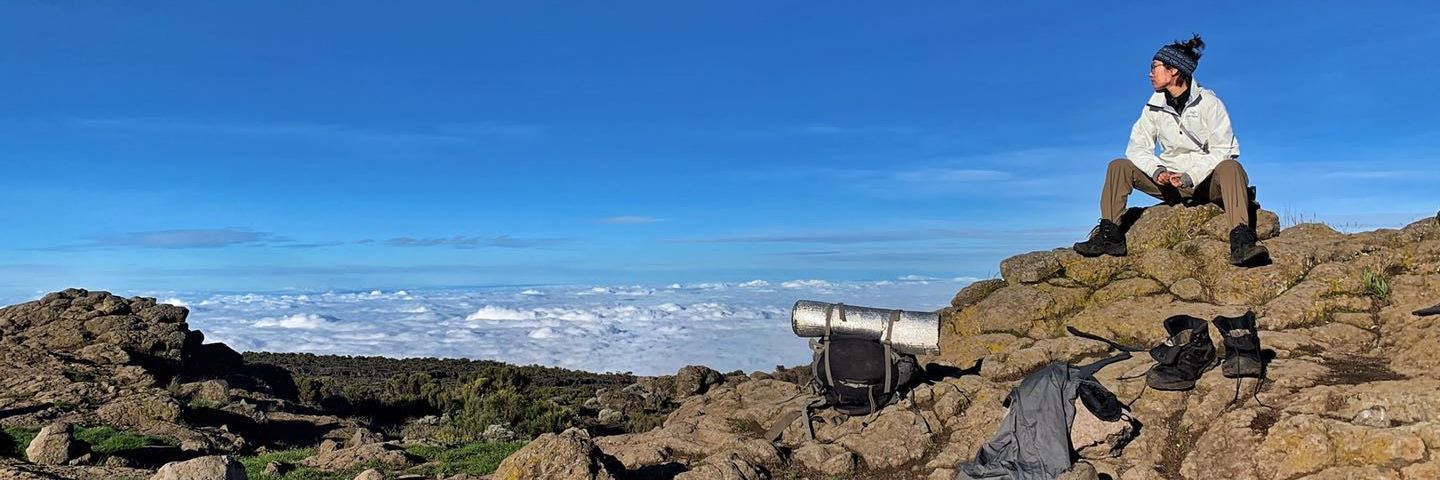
[1230,245,1269,267]
[1414,304,1440,317]
[1074,243,1128,258]
[1146,372,1199,391]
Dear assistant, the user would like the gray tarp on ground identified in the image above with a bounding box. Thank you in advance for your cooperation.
[956,361,1102,480]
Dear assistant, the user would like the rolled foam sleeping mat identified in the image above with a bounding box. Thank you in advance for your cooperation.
[790,300,940,355]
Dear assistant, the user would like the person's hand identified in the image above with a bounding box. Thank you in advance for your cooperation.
[1155,171,1183,188]
[1155,171,1174,186]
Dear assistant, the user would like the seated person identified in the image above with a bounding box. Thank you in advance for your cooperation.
[1074,34,1268,267]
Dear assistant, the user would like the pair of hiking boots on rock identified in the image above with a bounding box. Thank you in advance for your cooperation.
[1145,312,1264,391]
[1074,220,1269,267]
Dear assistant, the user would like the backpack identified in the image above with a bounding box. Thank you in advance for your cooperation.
[812,334,920,416]
[809,303,921,416]
[766,304,927,443]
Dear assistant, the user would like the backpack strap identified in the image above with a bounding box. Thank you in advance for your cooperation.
[821,304,843,386]
[764,409,804,443]
[1066,326,1146,352]
[882,310,899,393]
[765,397,828,443]
[1074,351,1133,378]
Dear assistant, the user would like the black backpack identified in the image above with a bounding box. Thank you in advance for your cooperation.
[765,304,932,443]
[812,334,919,416]
[809,304,920,416]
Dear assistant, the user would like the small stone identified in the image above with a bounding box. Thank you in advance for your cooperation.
[25,422,76,466]
[1351,406,1390,428]
[349,427,383,447]
[354,469,384,480]
[150,455,247,480]
[263,461,290,477]
[1171,278,1207,301]
[481,424,517,443]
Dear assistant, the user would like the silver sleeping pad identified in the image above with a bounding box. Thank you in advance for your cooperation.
[790,300,940,355]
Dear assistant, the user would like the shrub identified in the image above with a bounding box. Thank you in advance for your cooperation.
[1361,269,1390,302]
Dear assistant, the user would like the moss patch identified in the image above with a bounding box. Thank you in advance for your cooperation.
[406,441,526,477]
[1,427,40,459]
[75,425,176,456]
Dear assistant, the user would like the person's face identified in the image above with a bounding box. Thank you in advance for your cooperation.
[1149,60,1179,91]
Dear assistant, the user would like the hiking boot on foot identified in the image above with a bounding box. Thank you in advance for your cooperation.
[1229,224,1269,267]
[1074,219,1127,257]
[1146,315,1216,391]
[1213,312,1264,378]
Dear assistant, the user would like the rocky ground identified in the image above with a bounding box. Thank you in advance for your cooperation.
[493,205,1440,480]
[3,205,1438,479]
[0,289,728,479]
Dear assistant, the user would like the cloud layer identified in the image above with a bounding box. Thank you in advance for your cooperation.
[159,278,969,375]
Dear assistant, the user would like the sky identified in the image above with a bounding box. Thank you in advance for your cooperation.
[2,1,1438,298]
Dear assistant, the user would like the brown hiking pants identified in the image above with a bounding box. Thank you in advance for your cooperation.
[1101,158,1252,228]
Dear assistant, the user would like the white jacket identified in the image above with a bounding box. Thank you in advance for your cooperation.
[1125,79,1240,186]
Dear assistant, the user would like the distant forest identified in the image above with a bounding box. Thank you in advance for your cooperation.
[242,352,638,441]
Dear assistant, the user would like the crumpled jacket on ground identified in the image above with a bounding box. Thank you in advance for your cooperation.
[957,359,1129,480]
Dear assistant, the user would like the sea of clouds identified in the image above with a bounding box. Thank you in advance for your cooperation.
[134,277,974,376]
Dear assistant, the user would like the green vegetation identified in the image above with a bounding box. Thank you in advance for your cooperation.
[624,411,666,434]
[74,425,175,456]
[1362,269,1390,302]
[2,426,40,458]
[239,443,523,480]
[243,352,638,440]
[238,448,353,480]
[406,441,526,476]
[1,425,174,462]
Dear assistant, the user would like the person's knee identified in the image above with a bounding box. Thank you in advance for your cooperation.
[1216,159,1245,175]
[1108,158,1131,171]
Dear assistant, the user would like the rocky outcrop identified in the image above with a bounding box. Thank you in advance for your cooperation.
[23,423,77,466]
[492,428,621,480]
[511,207,1440,479]
[300,442,419,472]
[0,289,362,477]
[149,455,246,480]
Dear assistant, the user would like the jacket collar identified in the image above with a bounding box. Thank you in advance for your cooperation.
[1147,78,1204,113]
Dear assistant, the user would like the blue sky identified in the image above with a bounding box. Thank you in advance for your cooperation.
[2,2,1437,296]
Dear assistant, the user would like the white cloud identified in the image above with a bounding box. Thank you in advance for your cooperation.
[465,305,535,321]
[161,297,189,308]
[254,313,339,330]
[739,280,771,288]
[898,274,938,281]
[782,279,833,289]
[177,280,965,375]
